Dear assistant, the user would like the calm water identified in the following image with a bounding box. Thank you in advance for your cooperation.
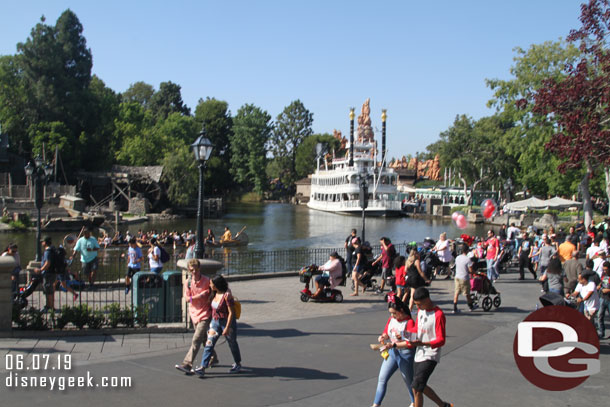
[1,203,489,268]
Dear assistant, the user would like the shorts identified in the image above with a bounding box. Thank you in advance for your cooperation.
[42,273,56,295]
[454,278,470,296]
[56,272,70,282]
[82,257,99,275]
[353,265,364,275]
[127,267,141,278]
[406,272,425,289]
[150,267,163,274]
[315,275,330,286]
[396,284,406,290]
[412,360,438,392]
[381,267,391,279]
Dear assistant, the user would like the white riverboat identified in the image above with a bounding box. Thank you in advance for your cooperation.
[307,139,402,217]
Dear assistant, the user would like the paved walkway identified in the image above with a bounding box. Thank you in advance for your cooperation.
[1,268,609,406]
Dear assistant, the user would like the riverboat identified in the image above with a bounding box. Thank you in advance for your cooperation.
[307,104,401,217]
[307,145,401,216]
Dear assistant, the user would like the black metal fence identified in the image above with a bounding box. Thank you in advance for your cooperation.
[12,242,410,328]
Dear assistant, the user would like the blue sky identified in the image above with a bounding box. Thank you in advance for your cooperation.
[0,0,583,159]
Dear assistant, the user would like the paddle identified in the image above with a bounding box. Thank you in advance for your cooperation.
[235,226,247,239]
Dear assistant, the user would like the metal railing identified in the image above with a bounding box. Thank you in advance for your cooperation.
[12,242,409,328]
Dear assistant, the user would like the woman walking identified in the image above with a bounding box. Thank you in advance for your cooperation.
[371,294,416,407]
[195,275,242,377]
[405,250,430,311]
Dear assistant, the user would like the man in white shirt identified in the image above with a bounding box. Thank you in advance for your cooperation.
[586,236,602,260]
[569,273,600,323]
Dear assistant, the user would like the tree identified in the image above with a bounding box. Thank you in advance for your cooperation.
[295,133,342,179]
[162,144,198,206]
[532,0,610,223]
[122,81,155,108]
[269,100,313,192]
[149,81,190,120]
[194,98,233,195]
[0,55,28,154]
[486,40,581,197]
[230,104,272,194]
[435,115,513,205]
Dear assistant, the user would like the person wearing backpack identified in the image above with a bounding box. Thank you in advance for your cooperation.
[71,227,100,289]
[55,245,79,302]
[148,237,163,273]
[35,236,57,312]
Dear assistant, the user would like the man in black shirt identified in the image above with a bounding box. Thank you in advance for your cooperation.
[344,229,358,272]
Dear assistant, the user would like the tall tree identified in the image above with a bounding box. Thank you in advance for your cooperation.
[295,133,342,179]
[149,81,190,120]
[533,0,610,223]
[230,104,272,194]
[486,40,581,197]
[270,100,313,192]
[122,81,155,108]
[194,98,233,195]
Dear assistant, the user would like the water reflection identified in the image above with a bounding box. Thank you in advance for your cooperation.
[1,203,488,270]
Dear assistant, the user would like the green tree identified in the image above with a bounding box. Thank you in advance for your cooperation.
[295,133,342,179]
[122,81,155,108]
[162,144,198,206]
[0,55,28,154]
[194,98,233,195]
[149,81,190,120]
[230,104,272,194]
[486,40,581,197]
[270,100,313,192]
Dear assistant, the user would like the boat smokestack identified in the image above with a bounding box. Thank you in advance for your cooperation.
[381,109,387,167]
[349,107,355,167]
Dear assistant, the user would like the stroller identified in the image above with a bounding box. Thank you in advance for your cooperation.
[469,269,501,311]
[539,292,577,309]
[496,240,513,273]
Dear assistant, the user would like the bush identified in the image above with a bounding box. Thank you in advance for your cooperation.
[72,305,91,329]
[120,307,135,328]
[56,305,73,329]
[105,303,122,328]
[135,305,149,328]
[240,192,263,202]
[88,309,105,329]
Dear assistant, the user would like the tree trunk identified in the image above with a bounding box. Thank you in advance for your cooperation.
[459,175,471,206]
[580,160,594,229]
[605,166,610,216]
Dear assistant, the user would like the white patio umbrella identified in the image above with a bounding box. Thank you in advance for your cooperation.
[505,197,549,211]
[544,196,581,208]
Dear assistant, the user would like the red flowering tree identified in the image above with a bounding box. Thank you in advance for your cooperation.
[533,0,610,224]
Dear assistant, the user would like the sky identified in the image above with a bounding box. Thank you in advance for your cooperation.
[0,0,584,160]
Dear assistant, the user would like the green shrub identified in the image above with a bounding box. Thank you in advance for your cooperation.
[72,305,91,329]
[120,307,135,328]
[88,309,105,329]
[56,305,73,329]
[23,307,47,330]
[1,215,10,224]
[105,303,122,328]
[240,192,263,202]
[135,305,149,328]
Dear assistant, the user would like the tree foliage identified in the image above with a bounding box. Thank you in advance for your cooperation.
[269,100,313,192]
[230,104,272,194]
[295,133,342,179]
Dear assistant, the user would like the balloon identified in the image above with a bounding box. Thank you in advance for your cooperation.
[481,199,497,219]
[453,211,468,229]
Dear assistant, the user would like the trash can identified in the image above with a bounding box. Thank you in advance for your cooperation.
[163,270,183,323]
[133,271,164,323]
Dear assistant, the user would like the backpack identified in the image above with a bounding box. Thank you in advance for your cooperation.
[233,298,242,319]
[44,245,65,275]
[158,245,170,263]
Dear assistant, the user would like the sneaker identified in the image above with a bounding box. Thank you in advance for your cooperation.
[452,309,460,314]
[375,289,382,295]
[175,363,193,374]
[193,367,205,377]
[469,304,478,311]
[229,363,242,373]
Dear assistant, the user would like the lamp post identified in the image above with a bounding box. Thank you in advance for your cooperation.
[24,156,53,261]
[191,126,213,259]
[503,177,514,228]
[359,165,369,243]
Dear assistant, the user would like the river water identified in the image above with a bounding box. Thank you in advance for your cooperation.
[2,203,488,268]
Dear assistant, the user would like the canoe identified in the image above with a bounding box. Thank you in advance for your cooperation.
[219,231,249,247]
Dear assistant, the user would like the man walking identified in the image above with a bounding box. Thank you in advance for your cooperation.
[410,287,453,407]
[35,236,57,312]
[372,237,396,294]
[72,227,100,289]
[453,245,476,313]
[344,229,358,273]
[175,259,218,373]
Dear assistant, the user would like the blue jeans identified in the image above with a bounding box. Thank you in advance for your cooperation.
[486,259,498,281]
[373,347,415,405]
[200,318,241,368]
[598,298,610,338]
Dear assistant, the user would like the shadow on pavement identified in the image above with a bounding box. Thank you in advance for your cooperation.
[239,327,309,338]
[220,366,348,381]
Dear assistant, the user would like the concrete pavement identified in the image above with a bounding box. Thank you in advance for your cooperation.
[1,269,609,407]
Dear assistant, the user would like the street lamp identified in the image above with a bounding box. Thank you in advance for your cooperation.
[191,125,213,259]
[359,165,369,243]
[24,156,53,261]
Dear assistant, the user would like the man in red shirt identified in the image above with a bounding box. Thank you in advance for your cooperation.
[410,287,453,407]
[485,230,500,281]
[175,259,217,374]
[372,237,396,294]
